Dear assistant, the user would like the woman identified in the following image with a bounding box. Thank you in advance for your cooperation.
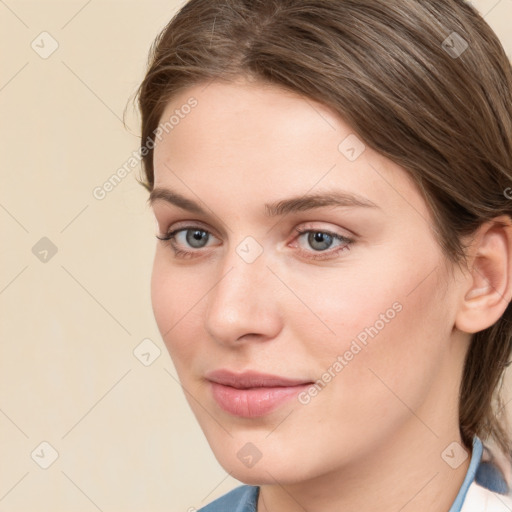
[135,1,512,510]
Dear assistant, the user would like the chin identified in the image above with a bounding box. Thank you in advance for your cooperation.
[211,447,316,486]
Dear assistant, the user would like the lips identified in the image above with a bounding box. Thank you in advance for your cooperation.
[206,369,311,388]
[205,369,313,418]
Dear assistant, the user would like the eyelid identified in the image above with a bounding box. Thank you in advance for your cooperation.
[157,225,221,245]
[156,219,220,238]
[153,209,229,239]
[292,221,356,239]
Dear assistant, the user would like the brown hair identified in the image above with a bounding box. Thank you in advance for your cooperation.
[135,0,512,455]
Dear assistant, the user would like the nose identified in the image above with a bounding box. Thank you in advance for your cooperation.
[204,245,282,347]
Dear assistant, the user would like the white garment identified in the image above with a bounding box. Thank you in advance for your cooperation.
[460,482,512,512]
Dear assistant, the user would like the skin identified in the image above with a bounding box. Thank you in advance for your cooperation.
[149,78,511,512]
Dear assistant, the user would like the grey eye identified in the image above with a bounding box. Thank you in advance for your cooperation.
[307,232,334,251]
[185,229,210,248]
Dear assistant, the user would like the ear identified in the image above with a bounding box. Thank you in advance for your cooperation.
[455,215,512,334]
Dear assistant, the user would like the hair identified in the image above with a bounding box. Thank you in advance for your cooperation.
[135,0,512,456]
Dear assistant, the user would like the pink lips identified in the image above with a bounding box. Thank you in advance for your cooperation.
[206,369,313,418]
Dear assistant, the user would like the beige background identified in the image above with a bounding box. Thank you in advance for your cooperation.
[0,1,511,510]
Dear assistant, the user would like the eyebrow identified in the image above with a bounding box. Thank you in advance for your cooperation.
[148,187,379,216]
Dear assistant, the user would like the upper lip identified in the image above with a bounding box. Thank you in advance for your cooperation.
[205,369,313,389]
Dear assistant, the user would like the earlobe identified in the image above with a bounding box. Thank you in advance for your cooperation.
[455,215,512,334]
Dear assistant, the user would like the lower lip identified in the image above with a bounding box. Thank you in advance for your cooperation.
[209,381,311,418]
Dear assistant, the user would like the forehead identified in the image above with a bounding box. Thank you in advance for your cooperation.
[152,80,427,221]
[154,79,340,164]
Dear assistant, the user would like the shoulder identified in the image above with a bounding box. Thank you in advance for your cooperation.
[197,485,259,512]
[461,482,512,512]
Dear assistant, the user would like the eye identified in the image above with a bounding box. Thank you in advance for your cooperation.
[156,226,219,258]
[292,227,354,260]
[174,228,210,249]
[301,231,335,251]
[156,224,354,261]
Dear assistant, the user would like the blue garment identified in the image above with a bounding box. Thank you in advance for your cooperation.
[448,436,484,511]
[475,461,510,495]
[198,437,509,511]
[198,485,259,512]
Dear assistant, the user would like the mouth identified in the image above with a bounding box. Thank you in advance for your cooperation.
[205,369,314,418]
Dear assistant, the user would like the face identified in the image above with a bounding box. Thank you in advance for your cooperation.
[150,79,466,485]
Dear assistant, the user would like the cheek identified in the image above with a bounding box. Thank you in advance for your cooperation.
[150,254,175,334]
[150,253,200,363]
[289,248,451,399]
[277,258,416,361]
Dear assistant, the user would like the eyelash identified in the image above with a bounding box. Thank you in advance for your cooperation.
[156,226,354,261]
